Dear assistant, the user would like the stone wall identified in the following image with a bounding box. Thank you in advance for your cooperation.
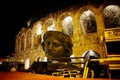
[15,1,120,66]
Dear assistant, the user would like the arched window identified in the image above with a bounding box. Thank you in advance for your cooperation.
[62,16,73,36]
[103,5,120,28]
[18,38,20,51]
[80,10,97,33]
[21,35,25,50]
[27,31,32,48]
[36,23,42,44]
[36,24,42,35]
[47,22,56,31]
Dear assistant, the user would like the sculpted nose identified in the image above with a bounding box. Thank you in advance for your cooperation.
[48,43,52,49]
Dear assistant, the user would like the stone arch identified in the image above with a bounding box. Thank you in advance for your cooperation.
[57,11,74,35]
[102,5,120,28]
[18,37,21,52]
[35,56,41,62]
[21,33,26,51]
[32,20,42,35]
[80,10,97,34]
[26,29,32,48]
[42,18,56,39]
[75,6,90,35]
[75,5,103,34]
[24,58,30,70]
[62,16,74,37]
[32,20,42,47]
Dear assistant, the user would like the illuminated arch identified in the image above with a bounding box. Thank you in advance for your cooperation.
[32,21,42,46]
[80,10,97,34]
[21,34,25,50]
[57,12,74,37]
[18,38,21,51]
[32,20,42,35]
[62,16,73,36]
[26,29,32,48]
[103,5,120,28]
[43,18,56,31]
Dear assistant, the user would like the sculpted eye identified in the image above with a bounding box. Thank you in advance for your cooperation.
[45,42,50,46]
[53,43,61,47]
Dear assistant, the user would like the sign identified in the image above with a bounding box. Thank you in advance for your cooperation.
[104,28,120,42]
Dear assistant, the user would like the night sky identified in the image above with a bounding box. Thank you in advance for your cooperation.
[0,0,82,57]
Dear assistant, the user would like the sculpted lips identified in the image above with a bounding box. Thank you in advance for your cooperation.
[46,51,55,55]
[45,52,55,58]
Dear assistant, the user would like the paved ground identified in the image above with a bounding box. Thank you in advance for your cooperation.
[0,71,116,80]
